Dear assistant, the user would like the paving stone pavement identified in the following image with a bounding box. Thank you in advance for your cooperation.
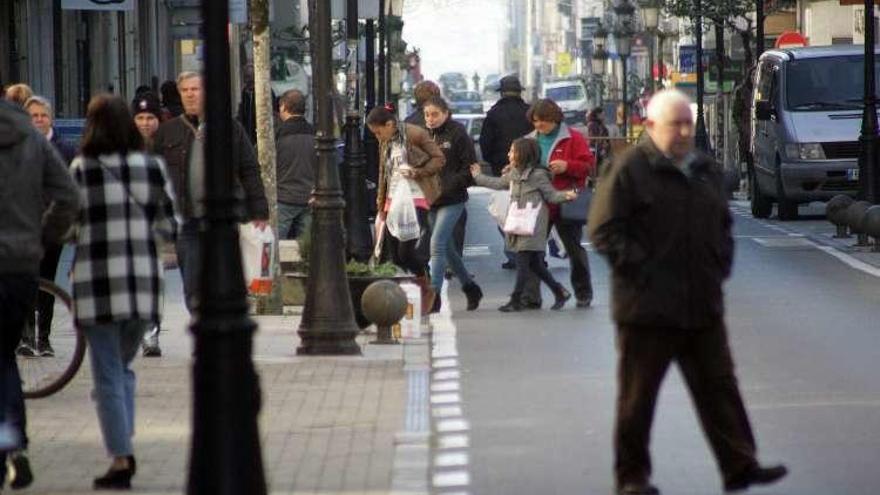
[19,266,426,494]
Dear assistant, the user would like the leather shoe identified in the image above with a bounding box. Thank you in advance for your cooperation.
[724,464,787,492]
[521,301,541,310]
[617,482,660,495]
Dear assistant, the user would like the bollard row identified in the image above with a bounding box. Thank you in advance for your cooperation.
[828,194,880,251]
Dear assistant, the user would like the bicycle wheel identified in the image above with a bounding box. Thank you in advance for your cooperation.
[18,279,86,399]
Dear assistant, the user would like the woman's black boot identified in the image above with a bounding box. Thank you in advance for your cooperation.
[462,282,483,311]
[93,458,135,490]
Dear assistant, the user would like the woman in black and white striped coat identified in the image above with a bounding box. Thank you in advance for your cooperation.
[70,94,178,490]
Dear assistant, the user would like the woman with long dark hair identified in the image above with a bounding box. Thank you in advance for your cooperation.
[366,105,445,314]
[422,96,483,312]
[70,94,178,490]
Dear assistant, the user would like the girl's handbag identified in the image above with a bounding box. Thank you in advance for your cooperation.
[503,202,541,236]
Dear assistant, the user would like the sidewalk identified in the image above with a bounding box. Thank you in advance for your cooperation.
[22,269,431,494]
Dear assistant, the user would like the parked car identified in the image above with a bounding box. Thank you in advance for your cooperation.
[750,45,871,220]
[448,90,484,114]
[452,113,486,162]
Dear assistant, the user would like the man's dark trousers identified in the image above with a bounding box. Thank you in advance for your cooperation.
[175,220,200,313]
[614,322,758,488]
[0,274,36,463]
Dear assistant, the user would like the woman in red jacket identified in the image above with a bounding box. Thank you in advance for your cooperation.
[523,99,596,308]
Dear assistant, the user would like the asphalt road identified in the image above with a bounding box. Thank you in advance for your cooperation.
[441,190,880,495]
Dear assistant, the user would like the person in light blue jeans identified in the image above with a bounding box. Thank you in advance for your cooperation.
[83,321,149,461]
[70,94,178,489]
[423,96,483,312]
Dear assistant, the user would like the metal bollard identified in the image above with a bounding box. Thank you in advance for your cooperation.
[861,205,880,253]
[361,279,408,345]
[847,200,873,247]
[826,194,854,238]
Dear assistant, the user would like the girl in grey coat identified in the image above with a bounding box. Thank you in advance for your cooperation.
[471,138,577,311]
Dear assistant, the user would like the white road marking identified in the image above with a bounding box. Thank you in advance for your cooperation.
[433,369,461,380]
[812,243,880,278]
[436,419,470,433]
[433,470,471,487]
[431,381,461,393]
[437,434,470,449]
[435,452,470,467]
[431,393,461,405]
[433,358,459,369]
[432,405,464,418]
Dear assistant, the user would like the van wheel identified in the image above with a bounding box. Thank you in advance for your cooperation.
[774,158,799,221]
[750,169,772,218]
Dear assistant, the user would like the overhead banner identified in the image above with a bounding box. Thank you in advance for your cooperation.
[61,0,134,11]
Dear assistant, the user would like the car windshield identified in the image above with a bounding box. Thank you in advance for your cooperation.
[786,55,880,110]
[545,85,585,101]
[451,92,480,102]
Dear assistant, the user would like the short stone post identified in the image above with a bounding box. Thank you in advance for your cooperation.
[361,280,408,345]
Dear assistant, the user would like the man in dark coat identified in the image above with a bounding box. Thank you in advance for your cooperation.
[0,99,79,488]
[275,89,315,240]
[588,89,787,495]
[153,71,269,312]
[478,75,533,270]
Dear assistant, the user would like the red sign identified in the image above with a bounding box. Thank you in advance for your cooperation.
[775,31,808,48]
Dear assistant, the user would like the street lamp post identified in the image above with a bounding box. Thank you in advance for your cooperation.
[613,0,635,140]
[343,0,372,262]
[641,0,660,95]
[188,2,266,493]
[297,0,362,355]
[592,22,609,107]
[694,0,710,151]
[859,0,879,203]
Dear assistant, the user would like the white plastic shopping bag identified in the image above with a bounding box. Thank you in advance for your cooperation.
[502,202,541,236]
[487,189,511,226]
[386,179,420,241]
[240,223,275,295]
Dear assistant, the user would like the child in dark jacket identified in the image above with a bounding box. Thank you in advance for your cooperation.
[471,138,577,311]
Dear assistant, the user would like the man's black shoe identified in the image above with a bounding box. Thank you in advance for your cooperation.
[576,298,592,308]
[501,260,516,270]
[617,482,660,495]
[521,301,541,310]
[8,450,34,489]
[724,464,787,492]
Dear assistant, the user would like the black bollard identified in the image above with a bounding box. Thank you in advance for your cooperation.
[826,194,854,238]
[861,205,880,252]
[847,200,872,247]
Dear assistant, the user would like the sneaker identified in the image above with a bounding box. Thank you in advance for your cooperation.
[501,260,516,270]
[37,342,54,357]
[7,451,33,489]
[15,344,36,358]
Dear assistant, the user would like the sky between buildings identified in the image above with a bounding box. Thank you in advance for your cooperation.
[402,0,507,83]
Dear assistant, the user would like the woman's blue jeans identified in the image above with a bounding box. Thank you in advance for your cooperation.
[428,202,473,292]
[83,320,149,457]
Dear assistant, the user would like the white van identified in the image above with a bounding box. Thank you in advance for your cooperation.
[540,78,589,125]
[749,45,874,220]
